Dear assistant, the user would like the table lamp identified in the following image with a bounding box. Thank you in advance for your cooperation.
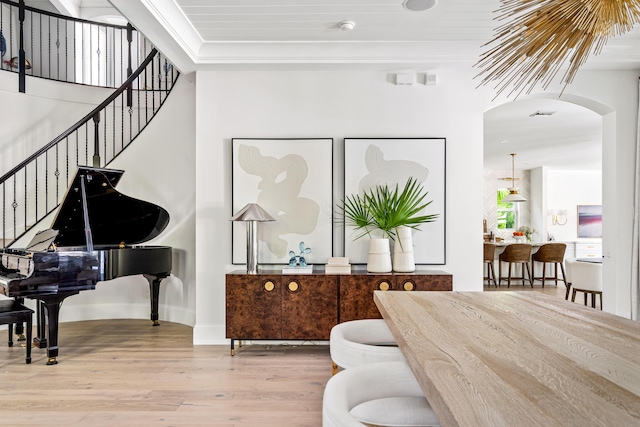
[231,203,275,274]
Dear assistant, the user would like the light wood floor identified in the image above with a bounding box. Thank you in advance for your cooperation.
[0,282,595,427]
[0,320,331,426]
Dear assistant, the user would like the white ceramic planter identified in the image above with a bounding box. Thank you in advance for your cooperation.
[367,238,392,273]
[393,226,415,272]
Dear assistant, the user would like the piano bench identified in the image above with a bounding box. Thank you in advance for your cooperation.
[0,300,34,364]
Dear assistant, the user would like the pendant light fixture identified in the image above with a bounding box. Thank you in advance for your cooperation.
[475,0,640,98]
[502,153,526,203]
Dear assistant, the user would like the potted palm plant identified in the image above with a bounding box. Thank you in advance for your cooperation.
[338,177,438,272]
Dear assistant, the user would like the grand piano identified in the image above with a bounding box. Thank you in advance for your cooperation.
[0,166,172,365]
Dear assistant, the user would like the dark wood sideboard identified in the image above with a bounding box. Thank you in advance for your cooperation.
[225,268,452,355]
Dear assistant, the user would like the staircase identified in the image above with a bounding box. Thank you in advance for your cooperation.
[0,1,179,248]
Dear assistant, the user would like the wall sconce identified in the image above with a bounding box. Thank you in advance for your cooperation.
[231,203,275,274]
[548,209,568,226]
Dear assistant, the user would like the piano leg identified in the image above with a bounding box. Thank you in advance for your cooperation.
[31,291,79,365]
[13,297,25,341]
[144,274,167,326]
[34,301,47,349]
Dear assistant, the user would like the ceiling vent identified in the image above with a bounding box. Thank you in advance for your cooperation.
[529,110,556,117]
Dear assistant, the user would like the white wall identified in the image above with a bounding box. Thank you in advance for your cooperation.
[551,70,638,317]
[60,75,196,325]
[0,74,112,171]
[194,68,488,344]
[546,170,602,242]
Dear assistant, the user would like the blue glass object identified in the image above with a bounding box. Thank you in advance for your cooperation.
[287,242,312,267]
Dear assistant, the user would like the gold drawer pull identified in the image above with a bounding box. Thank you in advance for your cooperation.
[379,281,390,291]
[403,281,415,291]
[264,281,275,292]
[288,281,299,292]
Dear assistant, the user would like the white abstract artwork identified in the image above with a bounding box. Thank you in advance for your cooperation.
[343,138,446,264]
[232,138,333,265]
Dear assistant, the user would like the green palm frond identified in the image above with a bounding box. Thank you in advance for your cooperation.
[337,177,439,241]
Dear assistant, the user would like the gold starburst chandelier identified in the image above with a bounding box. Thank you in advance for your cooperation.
[475,0,640,97]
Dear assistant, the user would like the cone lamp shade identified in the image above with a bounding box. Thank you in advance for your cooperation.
[231,203,275,274]
[503,153,526,203]
[502,188,527,203]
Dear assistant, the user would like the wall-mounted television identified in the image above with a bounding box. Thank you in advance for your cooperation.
[577,205,602,238]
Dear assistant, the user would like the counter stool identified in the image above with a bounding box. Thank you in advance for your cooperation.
[483,243,497,287]
[531,243,567,288]
[330,319,405,375]
[0,299,33,364]
[498,243,533,287]
[323,361,441,427]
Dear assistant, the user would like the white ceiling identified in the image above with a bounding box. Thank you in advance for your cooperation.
[32,0,640,171]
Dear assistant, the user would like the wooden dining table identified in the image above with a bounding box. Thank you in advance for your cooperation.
[373,291,640,427]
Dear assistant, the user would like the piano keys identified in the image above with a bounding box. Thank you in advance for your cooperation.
[0,166,172,365]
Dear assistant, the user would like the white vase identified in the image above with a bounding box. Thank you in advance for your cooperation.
[367,238,392,273]
[393,226,415,272]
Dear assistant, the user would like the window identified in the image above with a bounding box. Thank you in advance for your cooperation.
[497,189,518,229]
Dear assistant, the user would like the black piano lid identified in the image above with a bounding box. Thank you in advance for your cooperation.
[51,166,170,248]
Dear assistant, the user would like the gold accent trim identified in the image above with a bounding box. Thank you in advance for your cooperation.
[403,281,415,291]
[264,281,275,292]
[288,281,299,292]
[379,281,390,291]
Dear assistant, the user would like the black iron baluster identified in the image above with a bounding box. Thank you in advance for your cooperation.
[126,23,133,107]
[96,23,100,86]
[56,17,60,81]
[89,23,92,85]
[2,181,5,249]
[35,157,38,221]
[22,168,26,234]
[28,10,33,77]
[39,12,42,79]
[92,112,100,167]
[18,0,25,92]
[84,122,89,165]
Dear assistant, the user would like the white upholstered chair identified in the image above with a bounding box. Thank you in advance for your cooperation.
[330,319,405,375]
[569,260,603,309]
[563,257,580,300]
[322,361,441,427]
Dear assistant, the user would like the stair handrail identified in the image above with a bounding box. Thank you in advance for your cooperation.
[0,47,159,184]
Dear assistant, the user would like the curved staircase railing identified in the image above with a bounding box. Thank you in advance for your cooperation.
[1,0,149,90]
[0,46,179,248]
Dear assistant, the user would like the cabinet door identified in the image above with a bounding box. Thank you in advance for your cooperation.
[395,274,452,292]
[281,275,338,340]
[339,275,395,322]
[226,275,282,340]
[575,243,602,259]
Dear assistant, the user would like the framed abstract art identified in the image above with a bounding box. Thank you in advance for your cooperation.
[232,138,333,265]
[343,138,446,264]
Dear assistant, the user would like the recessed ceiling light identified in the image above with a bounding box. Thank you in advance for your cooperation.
[403,0,438,12]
